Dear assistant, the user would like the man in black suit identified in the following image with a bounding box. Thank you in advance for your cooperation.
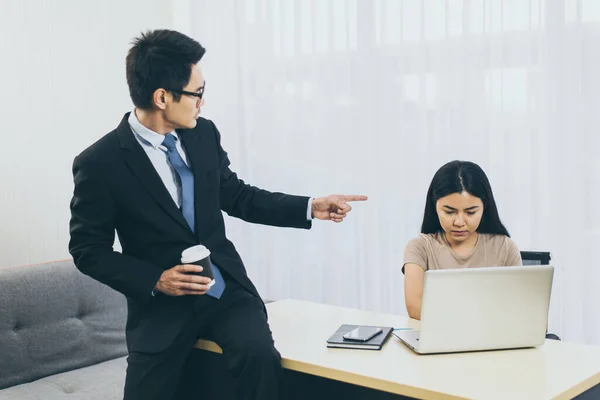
[68,29,367,400]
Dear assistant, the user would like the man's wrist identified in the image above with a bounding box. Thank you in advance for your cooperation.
[152,280,161,296]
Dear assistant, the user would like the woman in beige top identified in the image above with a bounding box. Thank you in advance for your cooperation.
[403,160,522,320]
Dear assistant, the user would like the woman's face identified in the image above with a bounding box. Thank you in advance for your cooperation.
[435,191,484,244]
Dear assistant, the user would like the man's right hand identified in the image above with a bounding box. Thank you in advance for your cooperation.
[154,264,213,296]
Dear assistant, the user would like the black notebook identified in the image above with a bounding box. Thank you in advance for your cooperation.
[326,324,393,350]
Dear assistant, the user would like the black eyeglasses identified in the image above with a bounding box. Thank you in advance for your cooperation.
[169,81,206,101]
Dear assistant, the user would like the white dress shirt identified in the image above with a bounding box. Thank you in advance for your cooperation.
[128,111,187,207]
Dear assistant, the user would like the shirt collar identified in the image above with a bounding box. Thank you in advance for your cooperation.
[128,110,179,149]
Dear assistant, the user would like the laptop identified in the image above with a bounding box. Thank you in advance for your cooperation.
[395,265,554,354]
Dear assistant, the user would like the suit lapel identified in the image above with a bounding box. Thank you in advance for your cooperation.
[116,114,193,236]
[179,129,212,237]
[178,129,208,174]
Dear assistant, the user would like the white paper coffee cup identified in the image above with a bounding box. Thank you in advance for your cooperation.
[181,245,215,287]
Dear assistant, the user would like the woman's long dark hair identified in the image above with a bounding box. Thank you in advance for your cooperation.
[421,160,510,237]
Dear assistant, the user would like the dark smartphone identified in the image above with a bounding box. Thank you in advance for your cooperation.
[342,326,383,341]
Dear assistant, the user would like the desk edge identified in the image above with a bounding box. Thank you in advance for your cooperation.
[194,340,466,399]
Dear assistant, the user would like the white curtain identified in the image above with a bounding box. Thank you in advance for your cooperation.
[173,0,600,345]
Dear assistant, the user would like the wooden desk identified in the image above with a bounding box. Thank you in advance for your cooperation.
[195,299,600,400]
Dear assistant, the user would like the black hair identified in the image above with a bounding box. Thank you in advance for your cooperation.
[421,160,510,236]
[126,29,205,109]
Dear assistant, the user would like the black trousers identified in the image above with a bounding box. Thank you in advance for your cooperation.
[123,278,282,400]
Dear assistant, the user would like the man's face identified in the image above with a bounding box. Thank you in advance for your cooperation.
[164,64,205,130]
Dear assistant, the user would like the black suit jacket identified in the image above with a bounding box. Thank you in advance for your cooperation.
[69,113,311,353]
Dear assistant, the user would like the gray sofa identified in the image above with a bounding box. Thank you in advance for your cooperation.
[0,260,128,399]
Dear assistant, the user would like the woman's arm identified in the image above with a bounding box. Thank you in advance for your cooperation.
[404,263,426,320]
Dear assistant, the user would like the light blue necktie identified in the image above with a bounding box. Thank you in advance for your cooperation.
[162,133,226,299]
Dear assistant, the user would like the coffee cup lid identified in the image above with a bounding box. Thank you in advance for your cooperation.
[181,245,211,264]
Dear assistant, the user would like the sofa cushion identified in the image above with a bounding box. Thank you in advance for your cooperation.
[0,356,127,399]
[0,260,128,389]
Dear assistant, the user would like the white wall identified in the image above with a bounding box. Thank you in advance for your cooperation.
[0,0,173,266]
